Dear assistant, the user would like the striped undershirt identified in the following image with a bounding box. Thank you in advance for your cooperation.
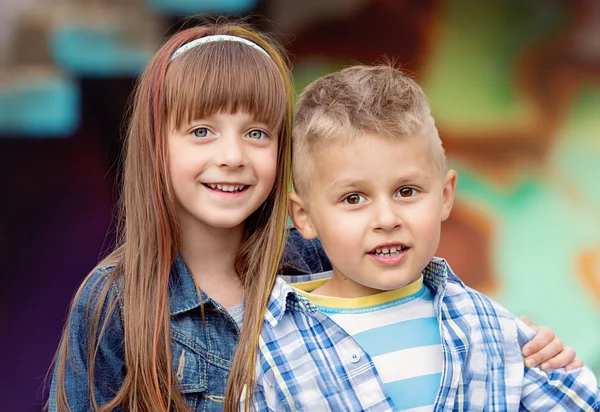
[294,276,443,412]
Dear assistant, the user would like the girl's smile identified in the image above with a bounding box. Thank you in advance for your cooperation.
[169,111,278,230]
[202,182,250,198]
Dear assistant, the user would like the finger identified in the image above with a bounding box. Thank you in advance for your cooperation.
[519,315,534,328]
[525,337,562,369]
[522,325,554,357]
[539,346,576,371]
[564,357,584,372]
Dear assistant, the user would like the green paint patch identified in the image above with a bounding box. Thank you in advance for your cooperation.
[421,0,566,128]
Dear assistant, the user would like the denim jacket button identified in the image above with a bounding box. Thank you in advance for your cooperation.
[349,352,360,363]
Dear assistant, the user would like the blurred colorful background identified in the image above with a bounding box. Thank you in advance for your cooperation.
[1,0,599,410]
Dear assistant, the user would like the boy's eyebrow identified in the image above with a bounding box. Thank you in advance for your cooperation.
[327,179,367,194]
[395,171,432,184]
[327,172,431,194]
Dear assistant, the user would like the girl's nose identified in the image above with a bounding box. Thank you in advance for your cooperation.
[216,134,246,168]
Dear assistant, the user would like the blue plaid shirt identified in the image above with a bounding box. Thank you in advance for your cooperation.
[249,258,599,411]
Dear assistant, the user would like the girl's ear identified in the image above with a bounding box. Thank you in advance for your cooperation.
[288,192,318,240]
[441,170,458,221]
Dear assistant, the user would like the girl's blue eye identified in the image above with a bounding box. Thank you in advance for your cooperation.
[246,129,267,140]
[396,187,418,198]
[344,194,365,205]
[192,128,214,139]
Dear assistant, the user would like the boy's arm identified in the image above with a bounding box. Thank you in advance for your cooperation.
[516,318,599,411]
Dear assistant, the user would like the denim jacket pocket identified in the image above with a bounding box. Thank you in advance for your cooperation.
[171,332,208,394]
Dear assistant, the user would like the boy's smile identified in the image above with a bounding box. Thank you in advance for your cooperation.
[368,242,410,265]
[290,132,456,298]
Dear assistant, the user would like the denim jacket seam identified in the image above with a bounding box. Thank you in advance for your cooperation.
[172,329,208,354]
[309,240,324,272]
[170,303,202,317]
[95,266,125,329]
[179,382,206,388]
[112,280,125,327]
[172,329,233,368]
[204,355,232,371]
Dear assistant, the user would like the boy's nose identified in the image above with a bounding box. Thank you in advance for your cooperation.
[373,200,402,232]
[216,135,246,168]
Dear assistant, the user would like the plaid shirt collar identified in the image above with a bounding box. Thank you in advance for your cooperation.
[265,256,458,327]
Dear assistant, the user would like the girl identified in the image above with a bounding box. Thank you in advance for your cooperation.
[49,22,294,412]
[47,21,579,412]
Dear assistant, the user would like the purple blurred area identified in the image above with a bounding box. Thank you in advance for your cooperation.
[2,0,600,410]
[1,78,131,410]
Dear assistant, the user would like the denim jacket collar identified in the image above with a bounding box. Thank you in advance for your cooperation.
[169,253,214,316]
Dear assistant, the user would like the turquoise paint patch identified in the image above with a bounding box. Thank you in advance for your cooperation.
[0,88,9,133]
[146,0,257,15]
[552,90,600,209]
[50,26,152,77]
[454,166,600,378]
[0,77,79,137]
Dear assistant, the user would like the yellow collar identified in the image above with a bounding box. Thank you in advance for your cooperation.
[292,275,424,309]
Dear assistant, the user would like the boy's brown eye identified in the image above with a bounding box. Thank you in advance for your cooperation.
[346,194,362,204]
[399,187,415,197]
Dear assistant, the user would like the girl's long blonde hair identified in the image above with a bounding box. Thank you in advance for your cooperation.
[50,21,294,411]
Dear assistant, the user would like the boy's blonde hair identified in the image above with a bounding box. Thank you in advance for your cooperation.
[292,64,446,196]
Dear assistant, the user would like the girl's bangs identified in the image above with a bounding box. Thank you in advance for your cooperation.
[164,41,287,133]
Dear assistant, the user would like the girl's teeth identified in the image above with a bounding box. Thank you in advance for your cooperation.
[207,184,245,192]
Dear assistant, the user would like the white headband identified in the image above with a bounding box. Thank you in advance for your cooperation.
[169,34,270,62]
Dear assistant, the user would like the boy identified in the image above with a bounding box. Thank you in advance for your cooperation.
[249,65,599,411]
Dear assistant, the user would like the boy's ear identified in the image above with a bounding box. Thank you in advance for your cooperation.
[288,192,318,240]
[441,170,457,221]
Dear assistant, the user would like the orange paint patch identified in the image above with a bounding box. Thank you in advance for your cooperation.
[578,249,600,306]
[437,202,498,295]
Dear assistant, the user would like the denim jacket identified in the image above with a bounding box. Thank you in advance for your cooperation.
[48,228,330,411]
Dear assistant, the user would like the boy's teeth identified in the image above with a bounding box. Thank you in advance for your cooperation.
[374,247,403,255]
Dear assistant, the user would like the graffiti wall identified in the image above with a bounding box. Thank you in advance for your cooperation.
[286,0,600,375]
[2,0,599,409]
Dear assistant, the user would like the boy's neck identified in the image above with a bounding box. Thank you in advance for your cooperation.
[179,222,244,308]
[311,269,421,299]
